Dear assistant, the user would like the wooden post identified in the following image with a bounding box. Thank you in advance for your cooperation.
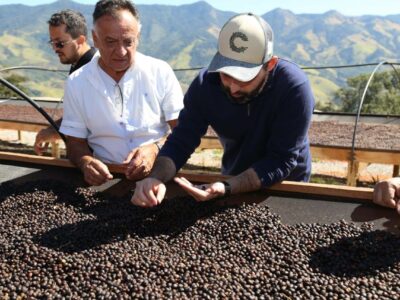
[51,141,60,158]
[393,165,400,177]
[347,160,359,186]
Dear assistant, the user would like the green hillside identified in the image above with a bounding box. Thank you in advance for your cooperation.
[0,0,399,108]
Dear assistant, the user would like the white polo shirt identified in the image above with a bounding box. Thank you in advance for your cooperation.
[60,52,184,164]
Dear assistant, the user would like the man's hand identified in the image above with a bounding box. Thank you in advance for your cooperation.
[131,177,166,207]
[81,157,113,186]
[34,127,60,155]
[123,143,159,181]
[373,177,400,214]
[174,177,226,201]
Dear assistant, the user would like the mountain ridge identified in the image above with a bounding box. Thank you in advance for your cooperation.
[0,0,399,105]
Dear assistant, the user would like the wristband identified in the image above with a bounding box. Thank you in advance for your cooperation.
[222,181,231,197]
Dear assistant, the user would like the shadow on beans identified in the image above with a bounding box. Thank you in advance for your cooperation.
[35,192,226,254]
[309,230,400,277]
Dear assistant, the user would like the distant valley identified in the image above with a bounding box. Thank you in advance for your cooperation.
[0,0,399,106]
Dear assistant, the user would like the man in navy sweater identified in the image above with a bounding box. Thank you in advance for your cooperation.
[131,13,315,207]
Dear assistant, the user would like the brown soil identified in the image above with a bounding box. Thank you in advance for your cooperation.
[206,121,400,150]
[309,121,400,150]
[0,103,63,124]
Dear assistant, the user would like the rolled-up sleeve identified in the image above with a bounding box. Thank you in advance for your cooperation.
[59,78,89,139]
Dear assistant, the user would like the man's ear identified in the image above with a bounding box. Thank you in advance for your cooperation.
[76,35,86,46]
[267,56,278,72]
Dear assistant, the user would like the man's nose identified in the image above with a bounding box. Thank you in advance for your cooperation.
[229,80,241,94]
[115,43,128,56]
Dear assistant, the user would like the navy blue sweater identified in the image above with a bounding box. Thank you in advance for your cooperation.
[160,58,315,187]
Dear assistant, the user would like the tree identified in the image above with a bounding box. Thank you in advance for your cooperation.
[0,73,30,99]
[334,70,400,115]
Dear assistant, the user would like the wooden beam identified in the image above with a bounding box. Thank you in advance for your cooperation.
[0,120,47,132]
[199,136,222,149]
[1,121,399,165]
[0,151,373,202]
[198,136,400,165]
[311,145,351,161]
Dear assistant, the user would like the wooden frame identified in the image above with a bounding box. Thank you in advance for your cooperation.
[1,120,397,187]
[0,119,61,158]
[0,151,373,202]
[198,136,400,186]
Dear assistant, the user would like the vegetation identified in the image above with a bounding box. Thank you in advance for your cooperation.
[0,73,30,98]
[334,69,400,114]
[1,1,400,108]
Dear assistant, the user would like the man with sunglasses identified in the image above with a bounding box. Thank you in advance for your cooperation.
[34,9,96,155]
[59,0,183,186]
[131,13,315,207]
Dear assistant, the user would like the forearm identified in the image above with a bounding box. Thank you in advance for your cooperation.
[65,138,93,170]
[149,156,177,183]
[227,168,262,194]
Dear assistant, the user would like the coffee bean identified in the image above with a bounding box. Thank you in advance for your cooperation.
[0,180,399,298]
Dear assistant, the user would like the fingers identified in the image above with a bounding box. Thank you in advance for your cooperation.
[83,159,113,186]
[34,141,49,156]
[124,144,159,181]
[123,149,136,164]
[373,180,397,208]
[174,177,216,201]
[396,201,400,215]
[34,134,49,156]
[130,178,165,207]
[126,162,148,181]
[34,128,60,155]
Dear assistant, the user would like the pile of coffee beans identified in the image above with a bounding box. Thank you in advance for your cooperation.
[0,180,399,298]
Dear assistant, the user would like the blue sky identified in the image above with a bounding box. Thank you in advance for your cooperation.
[0,0,399,16]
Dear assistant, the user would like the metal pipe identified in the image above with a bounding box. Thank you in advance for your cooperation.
[0,76,66,142]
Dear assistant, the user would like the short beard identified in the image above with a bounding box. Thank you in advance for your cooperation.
[221,73,269,105]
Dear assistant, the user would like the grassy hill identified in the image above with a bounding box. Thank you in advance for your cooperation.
[0,0,399,108]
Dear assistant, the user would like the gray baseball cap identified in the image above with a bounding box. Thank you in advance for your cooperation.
[208,13,274,82]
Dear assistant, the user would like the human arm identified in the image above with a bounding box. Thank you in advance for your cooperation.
[123,119,178,180]
[130,156,177,207]
[65,135,113,186]
[174,168,261,201]
[131,72,208,207]
[373,177,400,214]
[34,118,63,155]
[251,68,314,187]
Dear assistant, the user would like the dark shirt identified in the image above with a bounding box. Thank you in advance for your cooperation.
[160,58,315,187]
[69,47,96,75]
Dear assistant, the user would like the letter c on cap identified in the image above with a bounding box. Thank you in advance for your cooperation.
[229,32,248,53]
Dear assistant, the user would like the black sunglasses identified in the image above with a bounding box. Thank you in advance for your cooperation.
[48,40,74,49]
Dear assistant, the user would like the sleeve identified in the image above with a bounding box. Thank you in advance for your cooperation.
[159,62,184,121]
[59,78,89,139]
[252,79,314,187]
[159,74,209,171]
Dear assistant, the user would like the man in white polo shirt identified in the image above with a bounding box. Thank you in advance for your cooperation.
[60,0,183,186]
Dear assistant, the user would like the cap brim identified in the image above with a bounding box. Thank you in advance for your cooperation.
[208,51,263,82]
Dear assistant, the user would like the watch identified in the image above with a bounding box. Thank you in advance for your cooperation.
[222,181,231,197]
